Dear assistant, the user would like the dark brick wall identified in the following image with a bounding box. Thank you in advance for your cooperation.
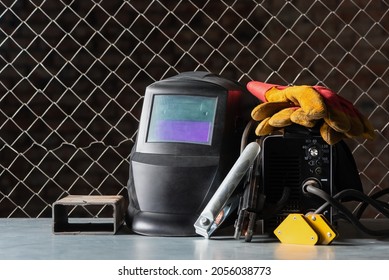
[1,0,388,218]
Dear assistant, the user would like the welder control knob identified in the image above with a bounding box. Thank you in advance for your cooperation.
[308,146,319,158]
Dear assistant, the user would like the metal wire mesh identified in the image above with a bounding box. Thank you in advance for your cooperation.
[1,0,388,218]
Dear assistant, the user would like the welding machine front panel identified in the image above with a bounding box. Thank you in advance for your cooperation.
[128,75,243,236]
[262,134,333,230]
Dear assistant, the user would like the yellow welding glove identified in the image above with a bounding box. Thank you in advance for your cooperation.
[251,103,298,135]
[312,85,375,141]
[247,81,375,144]
[251,104,317,134]
[249,82,326,137]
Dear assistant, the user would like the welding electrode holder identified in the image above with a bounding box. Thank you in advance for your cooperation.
[233,144,265,242]
[194,142,261,238]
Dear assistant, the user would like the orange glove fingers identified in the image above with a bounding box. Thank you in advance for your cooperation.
[251,101,293,121]
[255,117,276,135]
[290,108,317,128]
[265,87,290,102]
[324,107,352,133]
[265,86,327,120]
[320,122,345,145]
[285,86,327,119]
[344,112,376,139]
[268,107,297,127]
[361,115,376,140]
[344,116,365,137]
[313,85,374,137]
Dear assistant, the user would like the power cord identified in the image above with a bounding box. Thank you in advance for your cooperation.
[302,180,389,237]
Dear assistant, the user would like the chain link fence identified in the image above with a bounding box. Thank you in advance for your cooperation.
[1,0,388,218]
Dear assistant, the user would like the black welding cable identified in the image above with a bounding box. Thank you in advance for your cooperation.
[240,120,256,153]
[303,184,389,237]
[343,189,389,219]
[306,184,389,236]
[260,187,291,220]
[355,188,389,219]
[314,189,389,219]
[367,188,389,200]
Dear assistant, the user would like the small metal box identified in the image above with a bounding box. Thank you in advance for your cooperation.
[53,195,127,234]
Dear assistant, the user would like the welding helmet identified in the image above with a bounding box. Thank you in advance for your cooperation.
[125,72,253,236]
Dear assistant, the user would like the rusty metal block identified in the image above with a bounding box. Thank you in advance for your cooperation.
[53,195,127,235]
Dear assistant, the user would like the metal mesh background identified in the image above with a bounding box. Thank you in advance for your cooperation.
[1,0,388,218]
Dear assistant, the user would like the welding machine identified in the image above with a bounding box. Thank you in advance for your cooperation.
[192,80,389,241]
[126,72,251,236]
[260,125,336,231]
[232,124,367,241]
[195,122,372,241]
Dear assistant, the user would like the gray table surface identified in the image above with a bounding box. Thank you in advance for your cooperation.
[1,218,389,260]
